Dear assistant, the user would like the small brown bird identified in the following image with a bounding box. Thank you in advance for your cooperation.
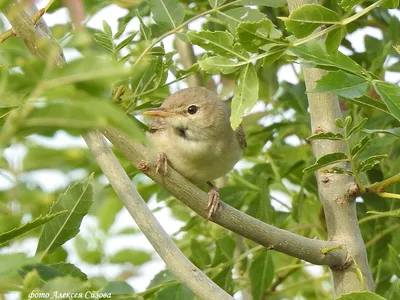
[143,87,246,219]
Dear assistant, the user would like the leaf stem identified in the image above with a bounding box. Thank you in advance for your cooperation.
[365,173,400,193]
[344,133,364,193]
[377,192,400,200]
[365,223,400,248]
[0,29,15,43]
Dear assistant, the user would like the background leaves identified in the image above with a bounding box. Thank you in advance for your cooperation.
[0,0,400,299]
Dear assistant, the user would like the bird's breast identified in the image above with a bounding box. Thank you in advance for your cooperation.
[148,130,242,184]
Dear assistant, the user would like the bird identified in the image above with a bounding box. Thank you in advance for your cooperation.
[143,87,247,219]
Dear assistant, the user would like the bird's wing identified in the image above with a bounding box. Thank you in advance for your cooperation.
[149,117,167,134]
[235,125,247,149]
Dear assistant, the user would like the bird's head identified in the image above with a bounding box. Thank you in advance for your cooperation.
[143,87,230,140]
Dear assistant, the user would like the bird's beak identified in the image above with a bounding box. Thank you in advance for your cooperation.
[143,108,180,118]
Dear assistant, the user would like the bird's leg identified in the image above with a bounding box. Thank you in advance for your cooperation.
[206,181,220,220]
[155,152,168,175]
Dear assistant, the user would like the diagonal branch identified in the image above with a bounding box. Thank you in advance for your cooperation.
[84,131,233,300]
[101,126,347,266]
[3,1,233,298]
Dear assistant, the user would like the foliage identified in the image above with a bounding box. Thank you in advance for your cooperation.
[0,0,399,299]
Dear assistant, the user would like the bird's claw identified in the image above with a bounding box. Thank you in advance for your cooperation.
[155,152,168,175]
[207,186,220,220]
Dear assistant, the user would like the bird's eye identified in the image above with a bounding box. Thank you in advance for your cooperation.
[187,105,198,114]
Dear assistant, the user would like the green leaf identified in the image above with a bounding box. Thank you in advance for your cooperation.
[109,249,152,265]
[154,283,194,300]
[335,291,386,300]
[261,45,287,68]
[0,0,13,11]
[344,115,353,131]
[190,239,211,269]
[130,55,168,99]
[250,251,274,300]
[314,70,368,99]
[100,281,135,294]
[347,118,367,138]
[0,211,66,244]
[236,20,282,52]
[303,152,348,172]
[0,106,18,127]
[241,0,286,7]
[326,26,346,53]
[217,7,266,34]
[41,276,86,295]
[148,270,176,288]
[351,135,373,157]
[344,95,390,115]
[114,23,128,39]
[230,63,259,130]
[212,236,235,266]
[289,40,365,75]
[36,175,93,256]
[212,267,233,295]
[115,31,138,51]
[373,81,400,122]
[382,0,400,9]
[256,173,275,224]
[147,0,185,30]
[283,4,340,38]
[363,128,400,139]
[74,235,103,264]
[94,33,114,52]
[357,155,387,173]
[22,99,145,141]
[138,15,152,41]
[367,210,400,218]
[187,30,243,59]
[102,20,113,37]
[338,0,363,11]
[307,132,345,141]
[335,118,344,128]
[19,262,87,281]
[198,56,241,74]
[208,0,226,8]
[0,253,38,279]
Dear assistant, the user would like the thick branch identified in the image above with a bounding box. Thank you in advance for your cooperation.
[84,132,233,300]
[5,1,65,66]
[3,2,232,298]
[101,127,347,266]
[287,0,374,295]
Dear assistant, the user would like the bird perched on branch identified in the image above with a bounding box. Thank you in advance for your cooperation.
[143,87,246,219]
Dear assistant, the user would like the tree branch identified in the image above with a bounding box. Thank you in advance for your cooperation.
[5,1,65,66]
[101,127,347,266]
[287,0,374,295]
[3,2,233,298]
[175,35,202,87]
[364,173,400,194]
[84,131,233,300]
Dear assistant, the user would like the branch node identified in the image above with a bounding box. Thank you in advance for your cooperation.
[321,176,330,184]
[137,160,148,171]
[156,152,168,175]
[314,125,326,134]
[347,183,359,198]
